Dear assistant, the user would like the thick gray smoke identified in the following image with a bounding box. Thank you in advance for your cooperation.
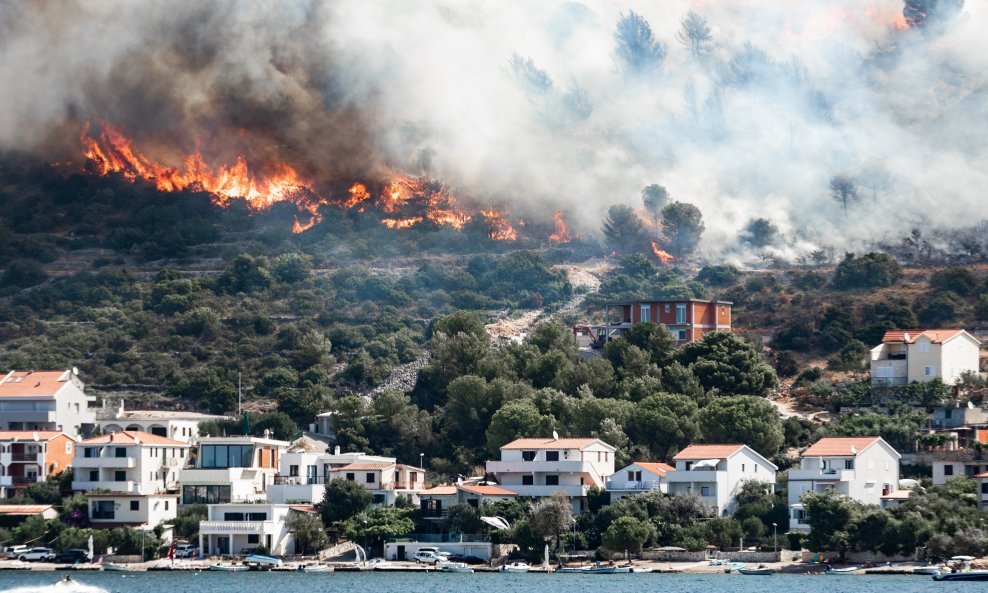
[0,0,984,262]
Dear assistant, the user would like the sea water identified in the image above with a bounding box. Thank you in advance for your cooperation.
[0,571,967,593]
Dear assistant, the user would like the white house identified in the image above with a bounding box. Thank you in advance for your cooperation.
[179,435,288,505]
[606,462,676,501]
[327,461,426,506]
[96,400,228,443]
[0,431,76,499]
[930,453,988,485]
[666,444,777,517]
[72,430,189,494]
[87,492,178,535]
[0,369,95,439]
[485,437,616,514]
[788,437,901,532]
[870,330,981,386]
[198,503,314,556]
[418,483,517,521]
[976,471,988,510]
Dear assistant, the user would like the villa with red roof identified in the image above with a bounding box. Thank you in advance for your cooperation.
[0,369,95,439]
[666,444,777,516]
[606,461,676,500]
[870,329,981,386]
[0,430,76,499]
[788,436,901,532]
[485,437,617,513]
[418,482,517,522]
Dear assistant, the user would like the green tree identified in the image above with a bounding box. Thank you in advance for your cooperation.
[172,504,207,541]
[286,511,330,555]
[529,493,573,550]
[641,185,669,233]
[442,504,484,535]
[341,507,415,556]
[271,252,314,283]
[602,516,652,557]
[486,400,554,454]
[621,322,677,368]
[626,393,700,460]
[318,479,373,526]
[742,218,778,248]
[602,205,648,254]
[832,252,901,290]
[829,174,858,215]
[676,332,777,396]
[675,10,712,59]
[614,11,666,75]
[660,202,704,257]
[802,488,862,554]
[0,258,46,288]
[698,396,784,457]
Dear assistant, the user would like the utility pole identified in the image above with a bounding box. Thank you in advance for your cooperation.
[772,523,778,554]
[238,372,242,416]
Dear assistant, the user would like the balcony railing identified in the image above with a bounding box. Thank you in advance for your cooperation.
[872,377,908,386]
[420,509,449,519]
[273,476,326,485]
[200,521,268,533]
[606,480,661,491]
[91,511,115,520]
[11,476,38,485]
[10,454,40,462]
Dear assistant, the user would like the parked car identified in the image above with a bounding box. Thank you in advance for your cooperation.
[18,547,55,562]
[2,546,28,559]
[173,544,198,559]
[413,551,442,565]
[54,549,91,564]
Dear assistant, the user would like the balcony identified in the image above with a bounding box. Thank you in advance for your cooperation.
[9,453,42,463]
[91,511,115,520]
[486,460,592,474]
[666,470,718,482]
[11,476,39,485]
[73,457,137,469]
[273,475,326,485]
[496,484,589,498]
[872,377,908,386]
[72,480,137,493]
[420,509,448,519]
[606,479,661,491]
[788,468,855,483]
[200,521,269,534]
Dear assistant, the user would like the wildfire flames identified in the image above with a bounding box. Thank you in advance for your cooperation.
[549,210,571,243]
[651,241,675,264]
[81,121,322,232]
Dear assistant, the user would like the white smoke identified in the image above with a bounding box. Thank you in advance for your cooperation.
[0,0,984,261]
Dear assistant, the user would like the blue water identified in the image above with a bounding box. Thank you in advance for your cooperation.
[0,571,972,593]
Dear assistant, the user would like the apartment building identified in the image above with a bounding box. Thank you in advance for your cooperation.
[179,435,288,505]
[0,431,75,499]
[606,461,676,500]
[0,369,95,438]
[598,299,732,344]
[666,444,777,517]
[485,437,616,513]
[419,483,517,521]
[72,430,189,494]
[96,400,229,444]
[870,330,981,386]
[198,503,313,556]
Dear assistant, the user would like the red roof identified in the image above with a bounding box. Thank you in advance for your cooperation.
[673,444,744,460]
[801,437,880,457]
[0,431,67,442]
[289,505,318,513]
[632,462,676,476]
[81,430,187,447]
[420,486,458,496]
[976,472,988,479]
[501,438,614,450]
[0,505,55,515]
[459,484,516,496]
[0,370,73,398]
[881,329,967,344]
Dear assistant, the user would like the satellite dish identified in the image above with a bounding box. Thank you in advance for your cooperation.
[850,445,857,454]
[72,367,79,376]
[552,430,559,440]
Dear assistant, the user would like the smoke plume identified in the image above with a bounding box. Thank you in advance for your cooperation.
[0,0,984,261]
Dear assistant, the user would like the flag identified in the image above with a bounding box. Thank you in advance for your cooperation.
[168,542,176,560]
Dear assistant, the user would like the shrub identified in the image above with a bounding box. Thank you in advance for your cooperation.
[832,252,901,290]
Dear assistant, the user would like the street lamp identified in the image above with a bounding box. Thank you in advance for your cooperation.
[772,523,778,554]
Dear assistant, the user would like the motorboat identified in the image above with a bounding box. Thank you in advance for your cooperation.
[209,563,248,572]
[499,562,531,573]
[932,571,988,581]
[244,554,282,571]
[101,563,137,572]
[612,565,652,573]
[738,568,775,575]
[912,566,942,575]
[825,566,859,575]
[438,561,474,573]
[300,564,331,573]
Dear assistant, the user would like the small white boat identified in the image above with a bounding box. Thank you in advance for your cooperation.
[209,563,248,572]
[826,566,859,575]
[438,561,474,573]
[301,564,331,573]
[612,565,652,573]
[101,563,137,572]
[912,566,942,575]
[738,568,775,575]
[499,562,531,573]
[932,571,988,581]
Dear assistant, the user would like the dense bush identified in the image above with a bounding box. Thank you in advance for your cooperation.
[832,252,901,289]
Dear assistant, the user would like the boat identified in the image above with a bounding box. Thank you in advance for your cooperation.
[738,568,775,575]
[826,566,859,575]
[913,566,942,575]
[438,561,474,573]
[932,571,988,581]
[612,565,652,573]
[209,563,248,572]
[300,564,331,573]
[101,563,137,572]
[244,554,283,571]
[499,562,531,573]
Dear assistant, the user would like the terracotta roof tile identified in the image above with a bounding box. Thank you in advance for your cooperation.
[0,431,67,442]
[420,486,458,496]
[801,437,880,457]
[329,463,393,471]
[633,462,676,476]
[0,370,72,397]
[0,505,55,515]
[881,329,968,344]
[459,484,517,496]
[81,430,188,447]
[673,444,744,460]
[500,438,614,450]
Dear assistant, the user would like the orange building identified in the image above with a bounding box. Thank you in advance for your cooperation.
[0,431,76,499]
[592,298,732,345]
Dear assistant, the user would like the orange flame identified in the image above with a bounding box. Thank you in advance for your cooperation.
[651,241,674,264]
[81,121,321,233]
[478,209,518,241]
[382,216,424,229]
[344,182,372,209]
[549,210,571,243]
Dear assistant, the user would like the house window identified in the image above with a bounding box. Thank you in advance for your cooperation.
[741,464,745,472]
[676,304,686,324]
[924,366,936,377]
[181,485,231,505]
[545,475,559,486]
[366,473,375,484]
[845,460,854,470]
[677,330,687,341]
[92,501,115,520]
[945,409,953,419]
[522,451,536,462]
[793,509,806,521]
[165,501,169,511]
[918,341,929,353]
[546,451,559,462]
[981,482,988,494]
[944,464,954,476]
[346,473,355,481]
[115,447,127,458]
[89,470,98,481]
[289,465,299,477]
[685,462,693,471]
[965,465,978,477]
[409,471,418,484]
[700,486,709,496]
[224,513,245,521]
[664,304,670,313]
[130,500,139,511]
[84,447,98,458]
[114,471,126,482]
[65,442,72,454]
[522,475,534,486]
[247,534,259,544]
[199,444,254,469]
[640,305,650,322]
